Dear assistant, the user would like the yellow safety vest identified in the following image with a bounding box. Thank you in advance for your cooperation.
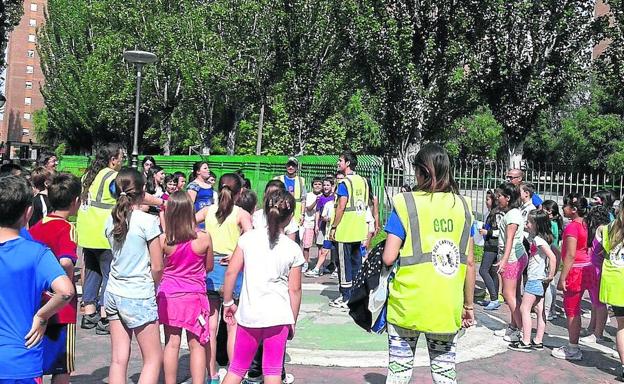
[76,167,118,249]
[388,191,473,334]
[599,225,624,306]
[275,175,305,222]
[334,174,369,243]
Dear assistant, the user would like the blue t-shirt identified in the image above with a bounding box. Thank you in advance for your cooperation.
[19,227,33,241]
[187,181,215,212]
[284,176,296,195]
[532,193,543,207]
[0,237,65,379]
[336,182,348,198]
[384,209,476,241]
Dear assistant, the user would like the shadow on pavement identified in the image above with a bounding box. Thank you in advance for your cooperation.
[363,372,387,383]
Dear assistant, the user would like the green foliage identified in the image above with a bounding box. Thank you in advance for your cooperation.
[1,0,23,75]
[444,107,503,160]
[32,109,48,143]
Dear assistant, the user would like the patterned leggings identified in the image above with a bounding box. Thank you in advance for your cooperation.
[386,323,459,384]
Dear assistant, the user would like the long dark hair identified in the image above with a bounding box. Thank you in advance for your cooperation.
[81,143,123,202]
[564,193,589,218]
[413,144,458,194]
[497,182,521,210]
[216,173,242,225]
[164,191,197,246]
[265,188,295,249]
[485,189,500,227]
[586,205,611,248]
[111,168,145,243]
[543,200,563,235]
[146,165,163,194]
[190,161,208,182]
[527,209,554,245]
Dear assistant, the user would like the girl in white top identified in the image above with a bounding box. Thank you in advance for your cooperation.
[222,189,304,384]
[508,209,556,352]
[252,179,298,239]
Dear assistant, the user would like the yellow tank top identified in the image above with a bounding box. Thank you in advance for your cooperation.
[205,205,242,255]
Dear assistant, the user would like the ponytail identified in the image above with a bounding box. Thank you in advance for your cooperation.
[265,189,295,249]
[216,173,242,224]
[111,168,145,243]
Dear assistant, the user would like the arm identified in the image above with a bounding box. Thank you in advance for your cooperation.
[541,244,557,282]
[329,196,348,241]
[238,210,253,233]
[223,246,244,325]
[558,236,577,292]
[288,264,302,325]
[26,275,74,348]
[462,238,476,328]
[195,206,208,224]
[195,231,215,273]
[382,234,402,266]
[372,195,380,234]
[187,189,198,204]
[142,192,164,207]
[496,223,518,273]
[59,258,74,280]
[148,236,164,285]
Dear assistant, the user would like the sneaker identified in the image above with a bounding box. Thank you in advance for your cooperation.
[207,377,221,384]
[546,312,557,321]
[494,325,515,337]
[617,366,624,382]
[581,311,592,319]
[579,328,594,337]
[328,297,349,309]
[503,330,521,342]
[476,300,490,306]
[531,340,544,350]
[95,318,110,335]
[579,334,608,345]
[80,313,100,329]
[551,345,582,360]
[508,340,532,352]
[330,271,338,279]
[301,263,309,274]
[304,268,320,278]
[484,300,501,311]
[282,373,295,384]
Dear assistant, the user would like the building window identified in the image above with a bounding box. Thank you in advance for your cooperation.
[25,81,33,89]
[28,34,36,43]
[24,113,32,120]
[25,97,32,105]
[29,19,37,27]
[27,50,35,58]
[26,65,34,73]
[30,3,37,12]
[22,129,30,136]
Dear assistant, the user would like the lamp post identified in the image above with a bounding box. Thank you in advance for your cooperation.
[123,50,157,168]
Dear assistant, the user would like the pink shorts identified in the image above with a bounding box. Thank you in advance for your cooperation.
[302,228,315,249]
[501,254,528,280]
[563,265,598,317]
[228,324,290,378]
[157,292,211,344]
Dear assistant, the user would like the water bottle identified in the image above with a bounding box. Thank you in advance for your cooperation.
[360,244,368,259]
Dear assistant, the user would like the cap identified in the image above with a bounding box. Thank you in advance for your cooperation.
[286,157,299,167]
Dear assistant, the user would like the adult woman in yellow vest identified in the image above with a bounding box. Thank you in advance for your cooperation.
[598,207,624,381]
[195,173,252,384]
[76,143,125,335]
[382,144,475,384]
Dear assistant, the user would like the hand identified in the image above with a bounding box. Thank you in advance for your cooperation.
[299,217,304,226]
[219,256,231,266]
[374,224,381,236]
[461,308,475,328]
[557,278,567,292]
[288,324,296,340]
[495,259,507,274]
[543,275,554,284]
[25,314,48,348]
[329,228,336,241]
[223,304,238,326]
[479,229,488,236]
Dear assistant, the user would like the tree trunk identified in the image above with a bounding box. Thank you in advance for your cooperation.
[401,140,420,187]
[163,119,172,155]
[226,108,243,155]
[507,138,524,170]
[256,103,265,155]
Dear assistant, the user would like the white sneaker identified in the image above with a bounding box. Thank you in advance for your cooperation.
[301,263,309,273]
[613,350,620,359]
[579,334,608,345]
[304,268,320,278]
[551,345,582,360]
[328,297,349,309]
[503,330,521,342]
[494,326,515,337]
[282,373,295,384]
[581,311,591,319]
[330,271,338,279]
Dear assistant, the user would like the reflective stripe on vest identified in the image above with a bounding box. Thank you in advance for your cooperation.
[276,175,305,221]
[93,170,116,208]
[400,193,471,266]
[76,168,117,249]
[334,174,369,243]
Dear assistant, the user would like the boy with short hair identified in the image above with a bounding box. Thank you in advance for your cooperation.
[0,175,75,382]
[29,166,53,228]
[29,173,82,384]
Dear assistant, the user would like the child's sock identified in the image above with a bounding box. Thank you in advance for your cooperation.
[569,343,579,350]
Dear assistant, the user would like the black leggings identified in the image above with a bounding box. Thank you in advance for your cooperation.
[479,251,499,301]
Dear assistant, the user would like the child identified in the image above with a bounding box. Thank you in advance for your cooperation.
[543,199,563,320]
[158,191,214,384]
[252,180,298,240]
[29,166,53,227]
[104,168,163,383]
[0,175,74,381]
[306,178,335,277]
[301,177,323,272]
[508,209,556,352]
[146,165,165,198]
[162,174,178,201]
[221,189,304,384]
[187,162,215,213]
[237,189,258,215]
[29,173,82,384]
[174,171,187,191]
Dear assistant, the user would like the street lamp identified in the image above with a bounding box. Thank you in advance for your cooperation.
[123,50,157,168]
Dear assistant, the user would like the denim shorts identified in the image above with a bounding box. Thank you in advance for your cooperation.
[104,291,158,329]
[524,279,545,297]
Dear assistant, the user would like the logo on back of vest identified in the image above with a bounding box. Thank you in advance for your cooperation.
[610,245,624,268]
[431,239,460,276]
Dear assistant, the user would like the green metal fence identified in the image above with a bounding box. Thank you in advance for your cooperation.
[59,154,385,216]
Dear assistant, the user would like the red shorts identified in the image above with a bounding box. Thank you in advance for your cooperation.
[563,265,597,317]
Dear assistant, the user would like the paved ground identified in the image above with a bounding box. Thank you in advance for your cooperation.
[66,265,623,383]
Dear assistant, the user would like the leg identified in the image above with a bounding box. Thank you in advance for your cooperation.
[336,242,350,301]
[98,249,114,317]
[223,326,261,384]
[616,316,624,365]
[248,342,264,379]
[82,248,103,316]
[594,304,608,338]
[134,321,163,384]
[187,331,207,384]
[261,326,290,384]
[108,320,132,384]
[386,323,419,384]
[163,325,182,384]
[315,248,328,272]
[502,276,520,328]
[206,297,221,380]
[479,251,498,301]
[349,242,363,298]
[227,321,237,363]
[51,374,70,384]
[519,293,537,344]
[534,297,546,344]
[425,333,459,384]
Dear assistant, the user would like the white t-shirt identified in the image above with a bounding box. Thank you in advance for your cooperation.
[521,202,536,239]
[527,235,549,280]
[303,192,318,229]
[321,202,334,240]
[105,210,162,299]
[498,208,526,263]
[252,209,298,235]
[235,229,305,327]
[365,207,375,233]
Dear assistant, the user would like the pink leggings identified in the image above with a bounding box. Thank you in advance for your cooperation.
[228,324,290,378]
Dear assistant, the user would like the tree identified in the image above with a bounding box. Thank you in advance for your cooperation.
[470,0,601,166]
[1,0,24,80]
[443,107,504,160]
